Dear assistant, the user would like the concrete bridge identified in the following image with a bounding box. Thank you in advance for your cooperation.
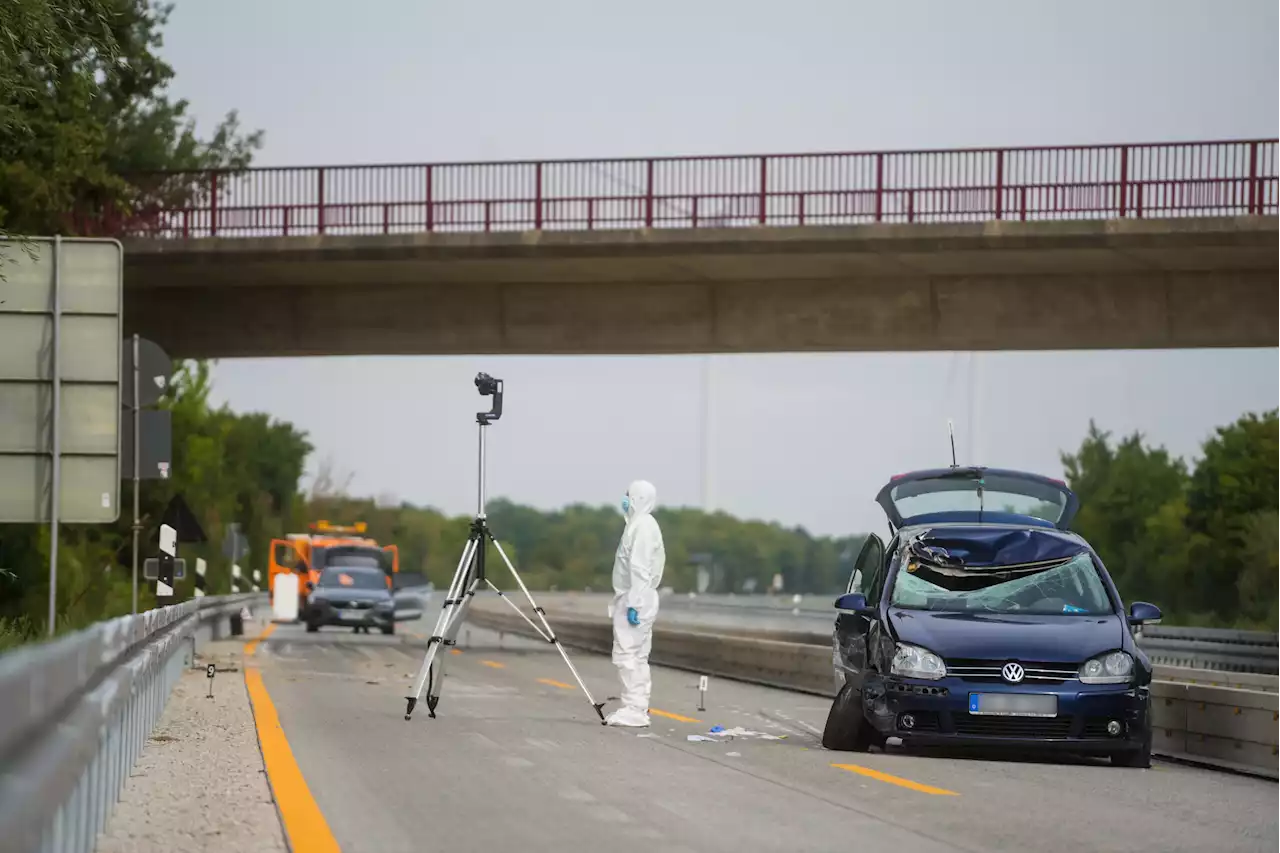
[113,139,1278,357]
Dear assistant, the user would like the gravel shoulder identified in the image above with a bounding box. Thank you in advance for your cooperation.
[96,633,287,853]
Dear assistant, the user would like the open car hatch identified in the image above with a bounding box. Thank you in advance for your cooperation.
[875,467,1080,531]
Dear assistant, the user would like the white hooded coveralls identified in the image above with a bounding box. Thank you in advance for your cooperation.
[608,480,665,725]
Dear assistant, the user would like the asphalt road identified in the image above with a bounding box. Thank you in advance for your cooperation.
[253,610,1276,853]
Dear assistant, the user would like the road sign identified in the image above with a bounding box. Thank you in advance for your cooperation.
[121,337,172,409]
[143,557,187,580]
[0,236,123,523]
[223,523,249,560]
[162,494,206,543]
[120,407,172,480]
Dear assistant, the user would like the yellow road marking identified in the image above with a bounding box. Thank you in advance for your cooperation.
[537,678,575,690]
[831,763,959,796]
[243,623,277,658]
[450,648,463,655]
[481,660,506,669]
[245,667,343,852]
[650,708,701,723]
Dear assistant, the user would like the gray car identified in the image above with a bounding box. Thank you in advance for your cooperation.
[305,565,400,634]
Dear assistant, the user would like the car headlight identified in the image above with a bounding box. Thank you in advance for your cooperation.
[890,643,947,680]
[1078,651,1134,684]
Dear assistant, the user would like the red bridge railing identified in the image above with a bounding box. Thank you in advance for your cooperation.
[109,139,1277,239]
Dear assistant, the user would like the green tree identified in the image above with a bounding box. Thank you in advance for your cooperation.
[1184,410,1278,625]
[1,0,262,240]
[1060,421,1190,609]
[0,359,313,640]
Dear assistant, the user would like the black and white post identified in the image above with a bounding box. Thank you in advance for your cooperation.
[156,522,177,605]
[404,373,605,724]
[231,563,242,593]
[194,558,207,598]
[252,569,261,593]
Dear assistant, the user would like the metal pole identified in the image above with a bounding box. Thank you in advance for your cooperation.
[130,334,140,615]
[700,354,713,513]
[477,423,487,519]
[48,235,62,637]
[965,352,976,465]
[971,353,982,465]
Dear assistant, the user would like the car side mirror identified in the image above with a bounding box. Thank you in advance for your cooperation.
[1128,601,1162,625]
[835,592,871,613]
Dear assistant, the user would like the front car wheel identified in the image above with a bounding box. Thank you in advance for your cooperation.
[822,682,880,752]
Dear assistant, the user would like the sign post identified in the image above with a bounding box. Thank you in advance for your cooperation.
[157,522,177,606]
[0,236,123,636]
[121,335,173,614]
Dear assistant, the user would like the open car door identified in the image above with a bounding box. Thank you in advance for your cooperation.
[392,570,430,622]
[269,538,308,604]
[875,467,1080,532]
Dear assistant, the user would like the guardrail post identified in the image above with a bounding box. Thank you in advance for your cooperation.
[994,150,1005,220]
[425,165,435,232]
[644,160,655,228]
[758,156,768,225]
[1247,140,1259,215]
[316,168,326,235]
[534,162,544,230]
[874,153,884,222]
[209,172,219,237]
[1118,145,1129,218]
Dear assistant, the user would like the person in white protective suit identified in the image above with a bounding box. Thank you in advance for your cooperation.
[604,480,666,727]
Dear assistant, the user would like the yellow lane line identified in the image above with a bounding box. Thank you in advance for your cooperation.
[537,678,575,690]
[650,708,701,723]
[245,668,343,851]
[450,648,463,655]
[243,623,277,658]
[481,660,506,669]
[831,763,960,796]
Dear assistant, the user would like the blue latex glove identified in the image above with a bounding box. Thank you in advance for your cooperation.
[627,607,640,626]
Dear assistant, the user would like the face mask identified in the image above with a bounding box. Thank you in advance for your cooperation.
[621,496,630,514]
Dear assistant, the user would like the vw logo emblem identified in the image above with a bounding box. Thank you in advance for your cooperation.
[1001,662,1025,684]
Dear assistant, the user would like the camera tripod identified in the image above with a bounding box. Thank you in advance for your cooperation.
[404,373,606,724]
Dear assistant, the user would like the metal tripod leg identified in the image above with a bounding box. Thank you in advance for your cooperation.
[489,538,607,723]
[424,576,479,716]
[405,536,477,720]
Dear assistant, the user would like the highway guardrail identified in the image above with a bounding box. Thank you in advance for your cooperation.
[535,592,1280,674]
[0,594,266,853]
[466,603,1279,777]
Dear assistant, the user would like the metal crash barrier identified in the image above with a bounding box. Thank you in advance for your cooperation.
[0,594,266,853]
[465,605,1279,777]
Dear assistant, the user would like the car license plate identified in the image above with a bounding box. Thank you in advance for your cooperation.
[968,693,1057,717]
[338,609,364,621]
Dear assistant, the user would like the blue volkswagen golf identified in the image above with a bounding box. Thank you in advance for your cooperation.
[824,467,1162,768]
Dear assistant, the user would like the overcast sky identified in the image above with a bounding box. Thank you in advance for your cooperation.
[160,0,1278,537]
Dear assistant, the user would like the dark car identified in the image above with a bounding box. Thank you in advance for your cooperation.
[824,467,1163,768]
[305,564,399,635]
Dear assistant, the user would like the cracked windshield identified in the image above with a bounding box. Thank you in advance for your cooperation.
[891,551,1113,615]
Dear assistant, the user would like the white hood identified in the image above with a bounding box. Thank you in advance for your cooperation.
[614,479,665,609]
[625,480,658,521]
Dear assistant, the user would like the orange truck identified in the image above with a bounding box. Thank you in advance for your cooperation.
[268,521,400,620]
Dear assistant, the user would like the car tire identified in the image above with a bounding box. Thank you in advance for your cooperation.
[305,621,318,633]
[821,682,878,752]
[381,624,395,636]
[1112,729,1152,768]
